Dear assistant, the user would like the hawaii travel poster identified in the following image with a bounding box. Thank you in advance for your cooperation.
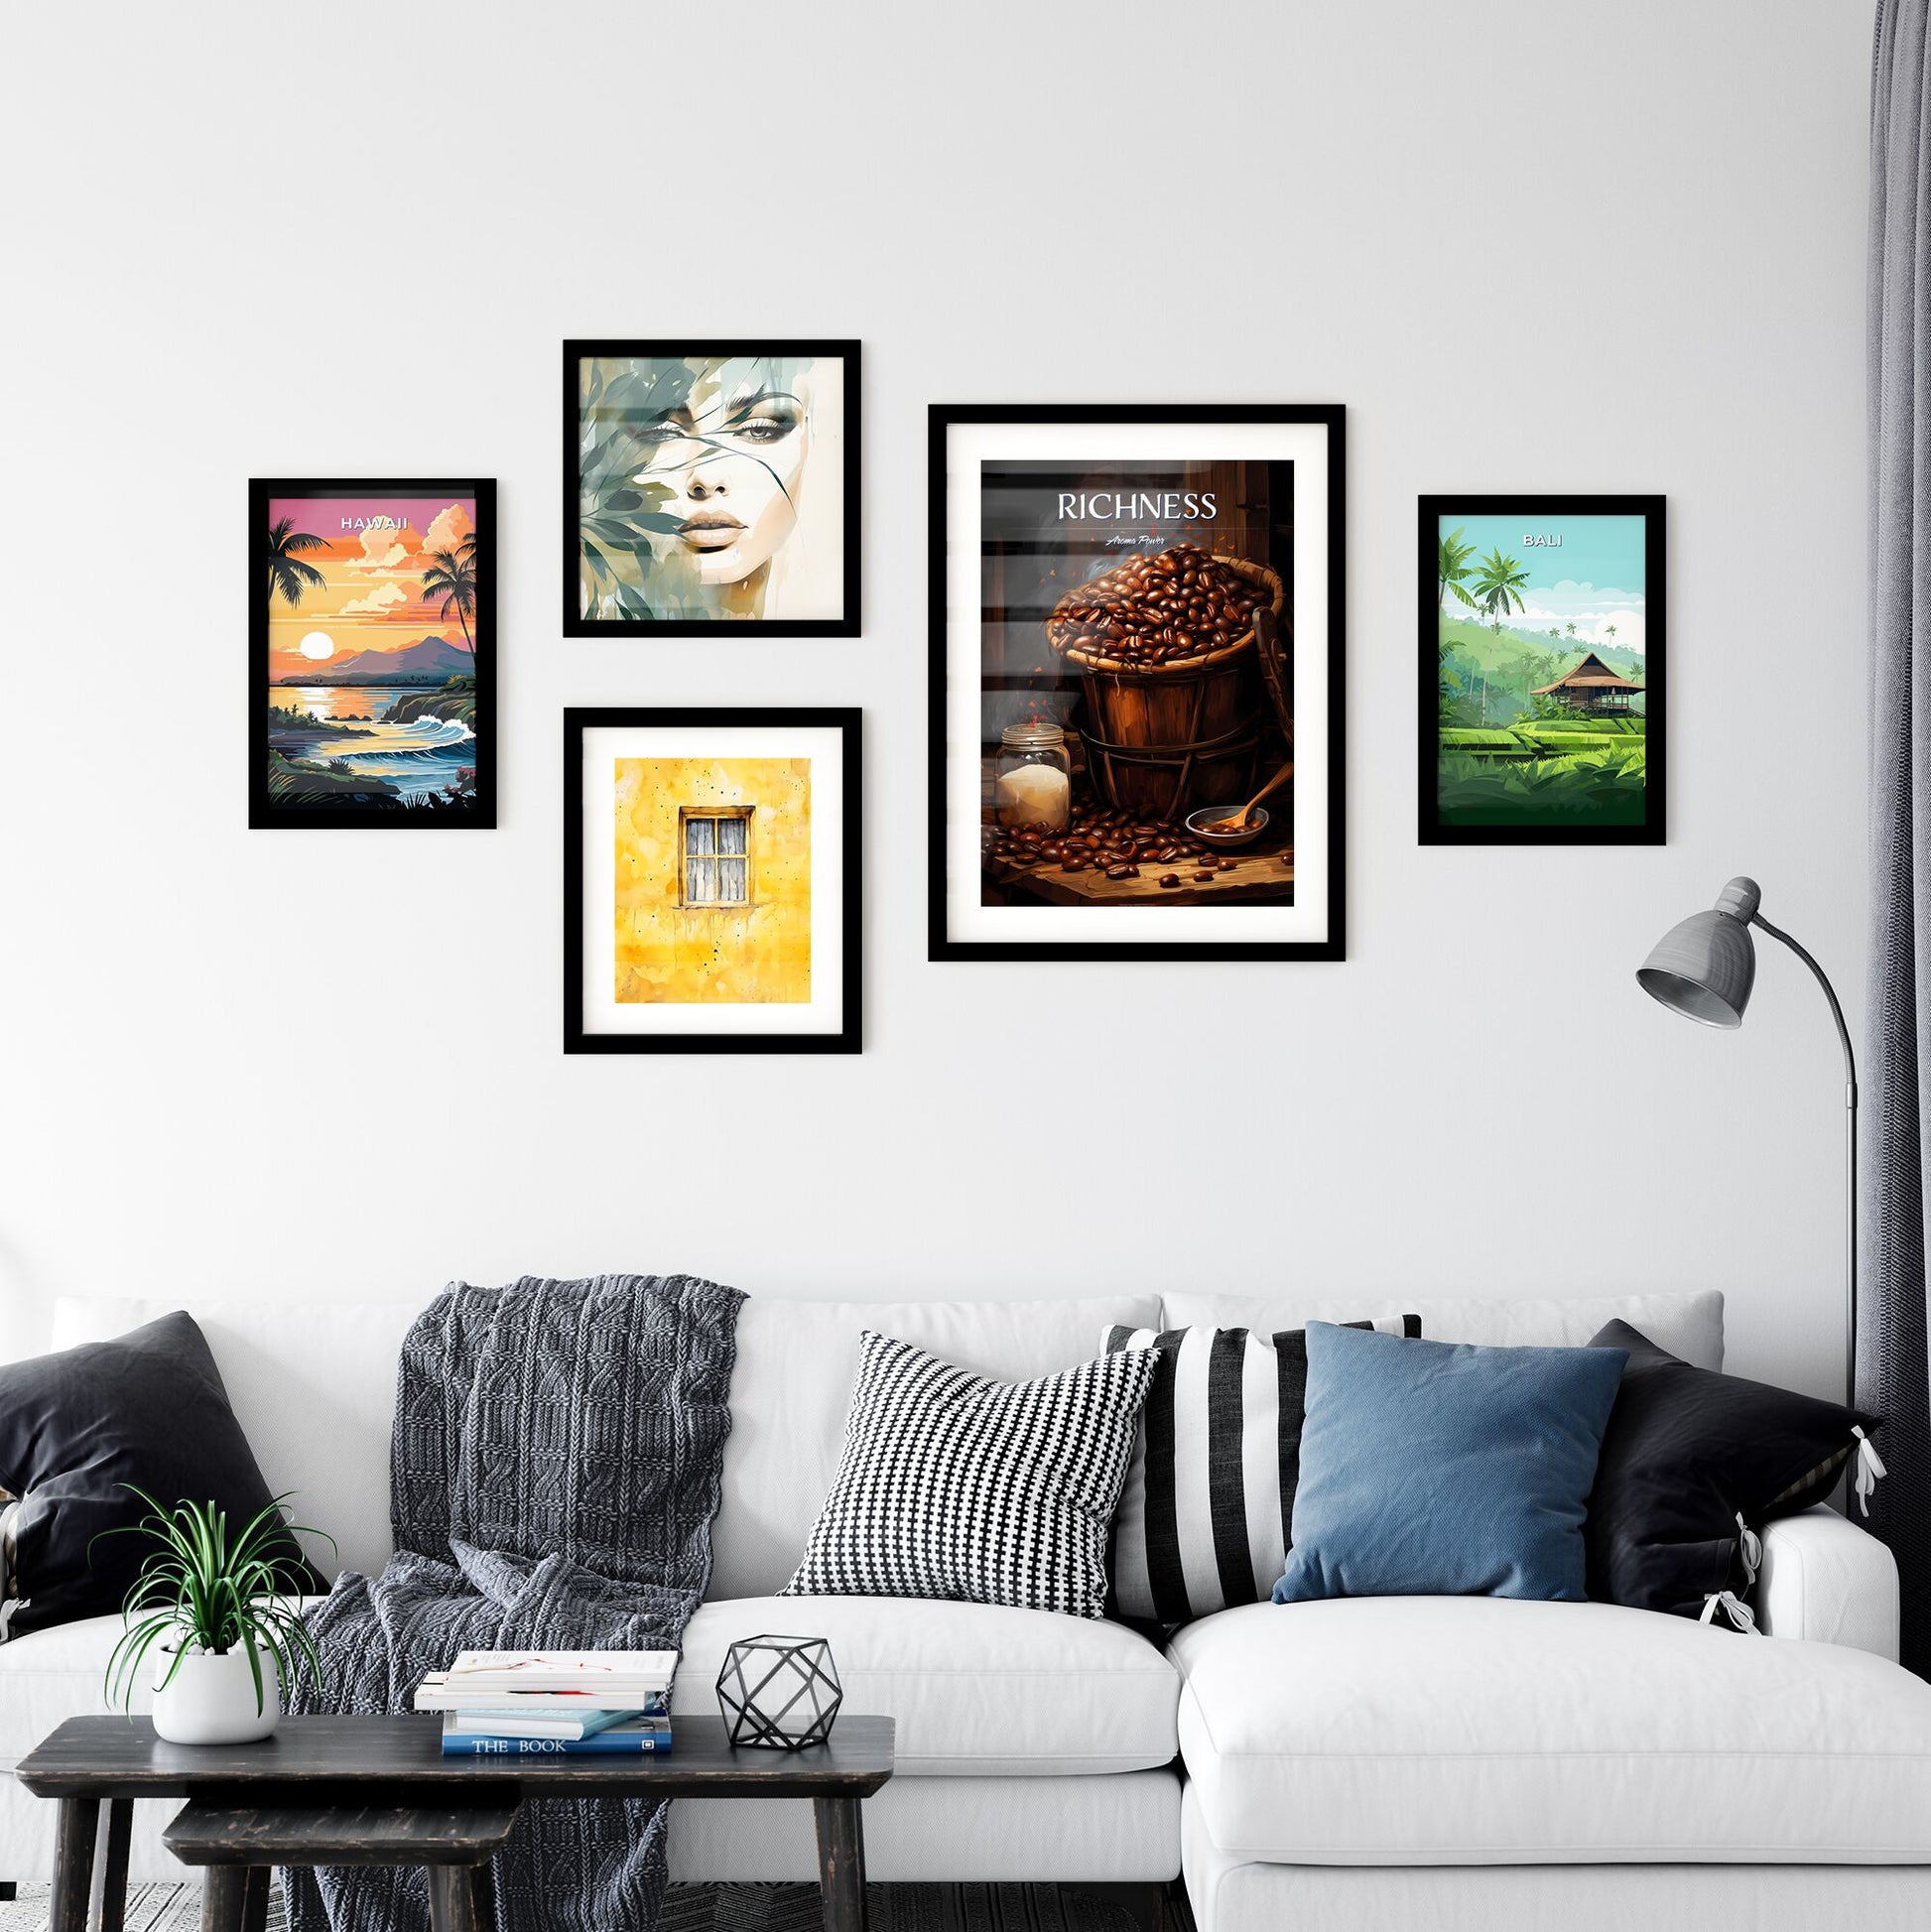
[1419,494,1665,845]
[251,479,495,829]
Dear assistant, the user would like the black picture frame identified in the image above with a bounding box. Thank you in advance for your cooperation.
[563,340,862,639]
[927,403,1347,963]
[563,707,862,1054]
[251,477,496,831]
[1419,493,1666,846]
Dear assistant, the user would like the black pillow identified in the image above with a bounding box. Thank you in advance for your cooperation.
[0,1312,326,1637]
[1583,1318,1880,1620]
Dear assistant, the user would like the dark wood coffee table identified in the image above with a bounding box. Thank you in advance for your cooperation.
[16,1714,895,1932]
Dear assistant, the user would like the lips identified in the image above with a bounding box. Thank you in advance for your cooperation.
[677,512,744,551]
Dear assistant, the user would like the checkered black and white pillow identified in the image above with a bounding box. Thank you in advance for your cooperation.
[782,1330,1161,1619]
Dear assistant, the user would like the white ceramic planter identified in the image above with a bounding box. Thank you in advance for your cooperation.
[152,1640,280,1745]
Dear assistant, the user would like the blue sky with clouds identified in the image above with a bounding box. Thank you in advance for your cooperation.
[1441,512,1648,655]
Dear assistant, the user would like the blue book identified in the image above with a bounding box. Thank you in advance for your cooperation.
[442,1719,673,1757]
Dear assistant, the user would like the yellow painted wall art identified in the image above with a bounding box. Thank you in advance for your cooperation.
[613,757,812,1004]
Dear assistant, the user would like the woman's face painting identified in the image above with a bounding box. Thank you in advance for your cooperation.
[633,359,814,584]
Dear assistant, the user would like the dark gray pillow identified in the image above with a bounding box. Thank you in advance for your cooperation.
[1583,1319,1880,1620]
[0,1312,325,1636]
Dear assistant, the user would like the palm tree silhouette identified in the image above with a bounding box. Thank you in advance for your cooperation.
[267,518,328,609]
[1471,547,1533,640]
[1437,527,1480,611]
[1606,624,1618,648]
[1566,621,1577,639]
[422,547,478,655]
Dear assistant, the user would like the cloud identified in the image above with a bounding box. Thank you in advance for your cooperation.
[342,523,415,574]
[1510,600,1646,654]
[423,502,473,556]
[341,581,410,616]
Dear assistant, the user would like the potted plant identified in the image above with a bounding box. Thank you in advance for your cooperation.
[101,1489,329,1745]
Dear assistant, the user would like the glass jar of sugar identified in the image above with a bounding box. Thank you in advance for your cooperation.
[993,722,1074,832]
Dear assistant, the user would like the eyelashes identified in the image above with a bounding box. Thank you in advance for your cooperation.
[633,406,802,452]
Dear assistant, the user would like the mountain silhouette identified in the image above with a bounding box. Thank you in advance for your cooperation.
[319,635,471,680]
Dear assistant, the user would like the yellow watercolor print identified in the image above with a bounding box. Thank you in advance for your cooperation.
[613,757,811,1004]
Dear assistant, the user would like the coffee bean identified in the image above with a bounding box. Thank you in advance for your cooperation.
[1062,858,1089,873]
[1219,857,1237,871]
[1158,873,1183,888]
[1192,869,1217,882]
[1105,863,1137,880]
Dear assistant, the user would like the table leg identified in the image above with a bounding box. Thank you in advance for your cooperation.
[426,1866,492,1932]
[50,1799,99,1932]
[0,1884,16,1903]
[199,1867,253,1932]
[239,1868,272,1932]
[812,1797,867,1932]
[98,1801,134,1932]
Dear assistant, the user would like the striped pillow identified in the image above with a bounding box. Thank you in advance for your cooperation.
[1102,1318,1421,1624]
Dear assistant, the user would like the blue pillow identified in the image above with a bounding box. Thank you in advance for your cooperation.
[1272,1324,1628,1606]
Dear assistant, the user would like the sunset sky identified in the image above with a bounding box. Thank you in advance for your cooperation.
[267,495,475,680]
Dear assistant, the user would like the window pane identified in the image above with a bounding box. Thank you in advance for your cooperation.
[718,856,747,904]
[687,817,716,856]
[689,854,716,903]
[718,817,747,855]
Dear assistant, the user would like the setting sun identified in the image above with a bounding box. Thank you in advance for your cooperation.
[298,631,335,660]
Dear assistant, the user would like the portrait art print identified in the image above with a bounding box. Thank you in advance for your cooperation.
[928,404,1346,963]
[252,478,495,830]
[564,708,861,1054]
[564,340,860,637]
[1420,494,1666,846]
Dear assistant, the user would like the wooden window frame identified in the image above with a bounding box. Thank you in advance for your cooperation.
[679,805,755,910]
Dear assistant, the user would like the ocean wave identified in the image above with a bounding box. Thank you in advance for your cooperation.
[380,715,473,745]
[340,745,474,766]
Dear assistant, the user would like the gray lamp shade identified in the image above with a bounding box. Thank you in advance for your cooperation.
[1635,877,1761,1029]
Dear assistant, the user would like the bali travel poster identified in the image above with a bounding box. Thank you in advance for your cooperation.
[1419,495,1665,844]
[251,479,495,828]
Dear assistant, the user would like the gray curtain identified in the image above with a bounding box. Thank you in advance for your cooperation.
[1867,0,1931,1677]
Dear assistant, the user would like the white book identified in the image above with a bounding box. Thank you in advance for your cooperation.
[446,1650,677,1694]
[413,1675,670,1715]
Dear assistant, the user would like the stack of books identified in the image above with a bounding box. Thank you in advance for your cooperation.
[415,1649,676,1757]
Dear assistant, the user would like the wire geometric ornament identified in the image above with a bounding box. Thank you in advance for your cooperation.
[715,1634,843,1749]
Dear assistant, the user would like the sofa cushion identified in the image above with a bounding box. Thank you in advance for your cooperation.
[1584,1320,1882,1619]
[1161,1292,1724,1371]
[1273,1326,1627,1607]
[677,1595,1179,1775]
[0,1313,327,1635]
[712,1295,1161,1600]
[1102,1317,1420,1625]
[51,1296,428,1585]
[1172,1596,1931,1863]
[781,1334,1157,1618]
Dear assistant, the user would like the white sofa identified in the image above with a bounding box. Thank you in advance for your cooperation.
[4,1286,1929,1932]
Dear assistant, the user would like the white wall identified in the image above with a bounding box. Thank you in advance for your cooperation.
[0,1,1871,1396]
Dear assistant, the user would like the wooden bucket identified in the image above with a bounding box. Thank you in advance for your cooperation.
[1057,556,1284,823]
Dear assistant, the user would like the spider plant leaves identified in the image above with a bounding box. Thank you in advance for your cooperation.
[99,1489,333,1717]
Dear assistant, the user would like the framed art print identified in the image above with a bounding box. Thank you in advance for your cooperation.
[564,708,861,1053]
[564,340,860,637]
[1420,493,1665,845]
[928,404,1346,963]
[252,478,495,829]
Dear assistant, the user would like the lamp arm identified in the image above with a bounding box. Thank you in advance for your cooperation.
[1750,910,1860,1410]
[1749,912,1859,1098]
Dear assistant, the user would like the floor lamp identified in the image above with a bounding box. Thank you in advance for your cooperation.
[1636,876,1859,1405]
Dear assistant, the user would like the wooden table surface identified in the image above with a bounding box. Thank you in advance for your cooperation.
[15,1715,895,1802]
[984,844,1295,906]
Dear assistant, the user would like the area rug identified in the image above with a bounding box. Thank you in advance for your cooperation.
[0,1881,1162,1932]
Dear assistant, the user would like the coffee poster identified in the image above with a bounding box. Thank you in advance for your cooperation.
[929,407,1345,963]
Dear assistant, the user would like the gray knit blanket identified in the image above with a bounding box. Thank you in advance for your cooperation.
[287,1273,744,1932]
